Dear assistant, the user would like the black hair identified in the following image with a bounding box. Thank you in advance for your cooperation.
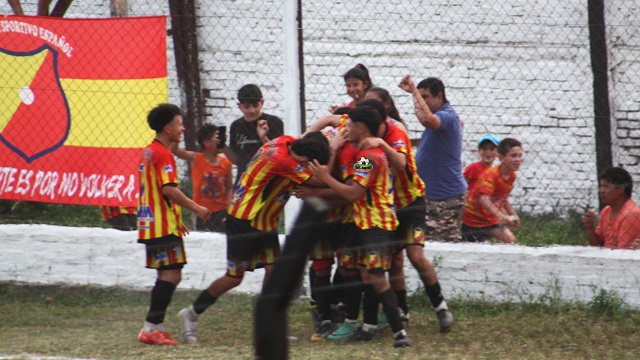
[290,136,330,166]
[302,131,329,145]
[366,87,404,124]
[416,77,448,103]
[343,63,372,91]
[348,106,382,136]
[332,106,352,116]
[147,103,182,133]
[237,84,263,104]
[599,166,633,198]
[355,98,387,123]
[497,138,522,156]
[197,124,218,147]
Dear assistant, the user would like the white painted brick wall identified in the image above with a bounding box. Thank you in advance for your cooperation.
[3,224,639,308]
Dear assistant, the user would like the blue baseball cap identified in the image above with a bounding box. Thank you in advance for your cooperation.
[477,134,500,148]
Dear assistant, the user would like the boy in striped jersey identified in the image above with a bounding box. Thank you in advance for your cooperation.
[178,132,329,343]
[308,106,410,348]
[136,104,212,346]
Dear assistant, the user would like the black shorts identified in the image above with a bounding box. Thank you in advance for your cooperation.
[394,197,427,251]
[141,234,186,270]
[461,223,500,243]
[225,215,280,277]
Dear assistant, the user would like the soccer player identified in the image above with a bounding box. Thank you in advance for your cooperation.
[309,106,411,348]
[178,133,329,343]
[136,103,211,346]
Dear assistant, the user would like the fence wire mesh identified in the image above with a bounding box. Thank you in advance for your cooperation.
[1,0,639,223]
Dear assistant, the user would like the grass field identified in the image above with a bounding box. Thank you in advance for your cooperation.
[1,282,639,360]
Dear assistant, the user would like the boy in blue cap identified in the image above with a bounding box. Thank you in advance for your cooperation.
[464,134,500,192]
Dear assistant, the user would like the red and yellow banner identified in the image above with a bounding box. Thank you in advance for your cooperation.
[0,15,168,206]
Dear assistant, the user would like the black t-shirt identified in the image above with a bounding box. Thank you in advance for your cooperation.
[229,113,284,181]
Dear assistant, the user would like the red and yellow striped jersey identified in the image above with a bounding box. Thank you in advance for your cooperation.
[381,120,425,209]
[463,165,516,227]
[137,140,183,240]
[228,135,312,221]
[250,176,294,232]
[348,147,397,230]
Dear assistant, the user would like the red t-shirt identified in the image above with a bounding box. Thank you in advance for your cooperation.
[462,165,516,227]
[596,199,640,249]
[464,161,491,193]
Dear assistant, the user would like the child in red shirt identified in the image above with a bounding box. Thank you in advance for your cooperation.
[464,133,500,192]
[462,138,523,243]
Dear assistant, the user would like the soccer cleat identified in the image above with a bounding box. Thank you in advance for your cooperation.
[393,329,411,348]
[437,309,454,332]
[377,311,390,331]
[137,329,177,345]
[310,320,334,341]
[327,321,358,340]
[349,327,379,341]
[178,306,199,343]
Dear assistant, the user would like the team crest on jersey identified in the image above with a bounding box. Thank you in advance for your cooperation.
[353,156,373,174]
[163,164,174,173]
[295,164,306,172]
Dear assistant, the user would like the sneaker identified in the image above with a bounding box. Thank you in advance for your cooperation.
[349,327,379,341]
[393,330,411,348]
[309,303,322,328]
[311,321,334,341]
[327,321,358,340]
[178,306,199,343]
[437,309,454,332]
[377,311,390,331]
[137,329,177,345]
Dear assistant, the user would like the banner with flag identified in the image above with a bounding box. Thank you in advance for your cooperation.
[0,15,168,207]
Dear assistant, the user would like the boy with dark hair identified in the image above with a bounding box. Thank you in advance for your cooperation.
[356,98,453,332]
[464,133,501,192]
[462,138,523,243]
[172,124,233,233]
[136,103,211,346]
[309,106,411,348]
[178,133,329,343]
[224,84,284,184]
[582,166,640,249]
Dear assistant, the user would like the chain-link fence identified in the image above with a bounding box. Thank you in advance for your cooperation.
[1,0,639,221]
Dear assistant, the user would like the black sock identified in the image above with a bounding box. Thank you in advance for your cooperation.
[193,289,218,314]
[145,279,176,324]
[341,273,363,321]
[395,289,409,315]
[331,269,344,305]
[379,288,403,333]
[362,285,378,325]
[313,274,332,322]
[308,265,317,303]
[425,281,445,308]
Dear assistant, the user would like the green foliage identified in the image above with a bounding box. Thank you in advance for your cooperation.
[587,287,624,318]
[0,200,104,227]
[514,209,587,246]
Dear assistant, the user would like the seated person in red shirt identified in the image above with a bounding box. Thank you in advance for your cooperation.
[582,166,640,249]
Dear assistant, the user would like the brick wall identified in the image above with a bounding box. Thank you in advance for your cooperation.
[2,0,639,213]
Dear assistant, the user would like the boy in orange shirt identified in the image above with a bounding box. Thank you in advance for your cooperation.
[464,133,500,192]
[462,138,523,243]
[172,124,233,233]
